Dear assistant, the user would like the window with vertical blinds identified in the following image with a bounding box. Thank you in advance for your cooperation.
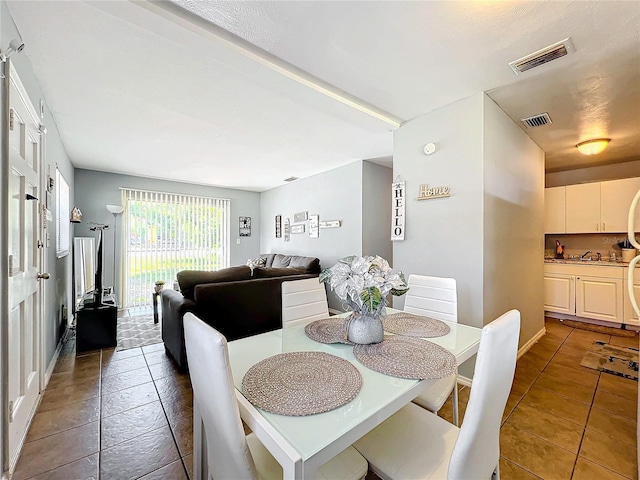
[121,188,230,308]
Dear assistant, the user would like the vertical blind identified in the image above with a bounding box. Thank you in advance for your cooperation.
[121,188,230,308]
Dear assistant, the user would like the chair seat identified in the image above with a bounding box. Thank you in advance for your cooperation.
[247,432,368,480]
[353,402,459,480]
[412,374,457,412]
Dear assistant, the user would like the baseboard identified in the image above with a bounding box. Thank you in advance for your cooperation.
[328,308,344,316]
[517,327,546,360]
[44,328,67,388]
[457,375,472,387]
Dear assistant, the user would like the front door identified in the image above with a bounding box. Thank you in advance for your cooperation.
[7,64,44,468]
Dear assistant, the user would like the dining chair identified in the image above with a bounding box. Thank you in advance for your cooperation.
[353,309,520,480]
[404,274,460,425]
[281,277,329,327]
[183,312,368,480]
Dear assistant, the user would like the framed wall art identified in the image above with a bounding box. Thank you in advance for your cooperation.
[275,215,282,238]
[291,224,305,234]
[284,218,290,242]
[293,211,308,223]
[239,216,251,237]
[309,214,319,238]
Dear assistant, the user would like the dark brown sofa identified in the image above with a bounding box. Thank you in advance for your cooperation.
[161,254,320,369]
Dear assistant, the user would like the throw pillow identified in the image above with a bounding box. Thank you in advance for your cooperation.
[247,257,267,275]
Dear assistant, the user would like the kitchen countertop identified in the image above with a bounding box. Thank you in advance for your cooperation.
[544,258,635,267]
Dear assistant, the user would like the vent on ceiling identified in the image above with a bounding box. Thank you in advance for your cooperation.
[509,38,574,75]
[284,176,299,182]
[521,112,552,128]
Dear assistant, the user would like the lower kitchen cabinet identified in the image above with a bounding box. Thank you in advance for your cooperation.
[544,263,624,325]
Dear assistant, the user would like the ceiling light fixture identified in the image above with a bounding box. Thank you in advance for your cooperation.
[576,138,611,155]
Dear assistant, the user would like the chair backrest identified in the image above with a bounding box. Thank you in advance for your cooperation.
[447,310,521,480]
[404,274,458,323]
[183,312,259,480]
[282,277,329,327]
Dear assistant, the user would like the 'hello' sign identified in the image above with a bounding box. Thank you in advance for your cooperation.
[391,181,405,241]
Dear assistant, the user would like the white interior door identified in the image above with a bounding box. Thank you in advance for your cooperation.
[7,65,44,468]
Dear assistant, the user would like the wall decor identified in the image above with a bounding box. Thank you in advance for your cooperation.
[291,224,305,234]
[319,220,341,229]
[275,215,282,238]
[56,167,70,257]
[239,216,251,237]
[309,214,319,238]
[391,180,405,241]
[293,211,308,223]
[284,218,290,242]
[417,184,451,200]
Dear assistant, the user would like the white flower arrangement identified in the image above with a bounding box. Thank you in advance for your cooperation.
[319,255,409,316]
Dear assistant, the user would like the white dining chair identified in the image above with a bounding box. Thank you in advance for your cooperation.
[183,312,368,480]
[353,309,520,480]
[404,274,460,425]
[282,277,329,327]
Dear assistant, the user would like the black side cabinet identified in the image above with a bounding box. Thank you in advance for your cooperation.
[76,298,117,353]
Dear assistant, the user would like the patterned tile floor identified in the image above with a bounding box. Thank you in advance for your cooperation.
[12,318,639,479]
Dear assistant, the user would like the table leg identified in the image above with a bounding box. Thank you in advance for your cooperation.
[152,292,159,324]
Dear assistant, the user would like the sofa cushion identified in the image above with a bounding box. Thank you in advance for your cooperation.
[271,254,292,268]
[177,266,253,300]
[252,266,308,278]
[259,253,276,268]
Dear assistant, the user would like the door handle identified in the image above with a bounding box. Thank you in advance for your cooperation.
[37,272,50,280]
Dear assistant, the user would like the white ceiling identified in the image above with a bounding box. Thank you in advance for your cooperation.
[7,1,640,191]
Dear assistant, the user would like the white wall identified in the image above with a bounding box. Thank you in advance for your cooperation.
[482,95,545,345]
[546,159,640,187]
[392,95,485,327]
[393,93,545,377]
[362,161,393,262]
[73,169,261,304]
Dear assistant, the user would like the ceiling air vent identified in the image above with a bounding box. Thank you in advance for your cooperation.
[284,176,299,182]
[521,113,552,128]
[509,38,574,75]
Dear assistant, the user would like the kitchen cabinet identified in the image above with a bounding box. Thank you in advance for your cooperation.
[565,183,601,233]
[546,177,640,234]
[544,186,566,234]
[601,177,640,233]
[544,263,623,324]
[623,266,640,327]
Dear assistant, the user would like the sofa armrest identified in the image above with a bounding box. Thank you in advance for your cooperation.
[161,289,196,370]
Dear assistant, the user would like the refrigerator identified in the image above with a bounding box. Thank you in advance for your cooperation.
[628,188,640,318]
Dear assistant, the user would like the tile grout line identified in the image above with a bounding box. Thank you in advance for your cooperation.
[142,348,190,479]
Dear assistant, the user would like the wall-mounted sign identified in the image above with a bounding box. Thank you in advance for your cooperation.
[275,215,282,238]
[319,220,341,229]
[291,224,305,234]
[391,181,405,241]
[309,215,319,238]
[293,211,308,223]
[417,184,450,200]
[284,218,290,242]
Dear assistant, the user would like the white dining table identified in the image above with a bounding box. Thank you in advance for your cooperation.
[194,309,482,480]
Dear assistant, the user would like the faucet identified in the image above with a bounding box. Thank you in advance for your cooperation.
[595,252,601,261]
[580,250,592,260]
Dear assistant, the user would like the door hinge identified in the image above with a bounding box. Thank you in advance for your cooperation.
[9,400,13,421]
[9,108,15,131]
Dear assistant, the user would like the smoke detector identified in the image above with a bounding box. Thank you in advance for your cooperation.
[521,113,552,128]
[509,38,574,75]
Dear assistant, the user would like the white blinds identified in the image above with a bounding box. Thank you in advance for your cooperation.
[121,188,230,308]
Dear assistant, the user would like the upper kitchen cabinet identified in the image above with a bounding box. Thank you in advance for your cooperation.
[544,186,566,234]
[601,177,640,233]
[566,183,601,233]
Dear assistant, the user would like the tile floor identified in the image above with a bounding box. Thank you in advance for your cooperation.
[13,318,639,479]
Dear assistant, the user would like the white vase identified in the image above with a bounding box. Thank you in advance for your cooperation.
[346,312,384,345]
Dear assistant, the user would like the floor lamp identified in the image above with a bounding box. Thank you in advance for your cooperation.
[106,204,124,303]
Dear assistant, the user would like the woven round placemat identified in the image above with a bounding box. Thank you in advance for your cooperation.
[382,312,451,338]
[242,351,362,416]
[305,318,354,345]
[353,336,457,380]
